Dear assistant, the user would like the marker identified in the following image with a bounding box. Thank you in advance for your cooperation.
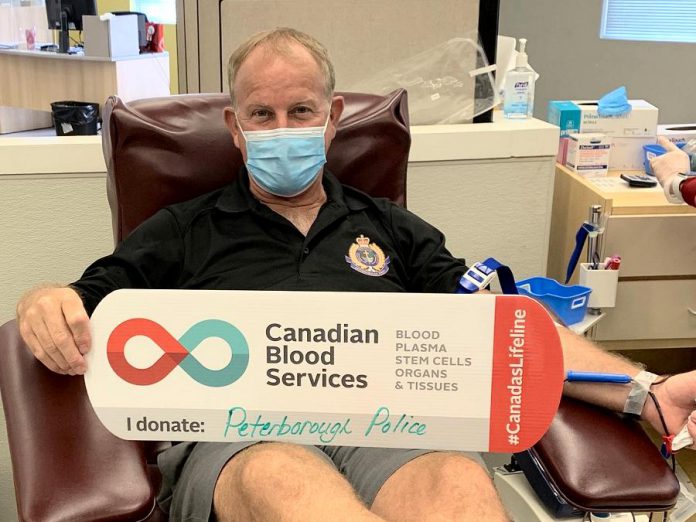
[603,255,621,270]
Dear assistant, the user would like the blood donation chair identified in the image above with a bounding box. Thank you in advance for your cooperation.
[0,90,679,521]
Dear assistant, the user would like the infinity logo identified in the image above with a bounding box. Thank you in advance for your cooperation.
[107,318,249,387]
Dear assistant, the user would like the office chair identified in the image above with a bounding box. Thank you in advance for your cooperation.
[0,90,679,521]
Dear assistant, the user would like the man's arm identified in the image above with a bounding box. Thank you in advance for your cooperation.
[558,326,696,447]
[16,208,184,375]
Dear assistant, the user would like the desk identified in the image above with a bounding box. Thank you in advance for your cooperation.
[548,165,696,350]
[0,49,169,132]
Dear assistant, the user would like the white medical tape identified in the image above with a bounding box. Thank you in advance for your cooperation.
[623,370,659,416]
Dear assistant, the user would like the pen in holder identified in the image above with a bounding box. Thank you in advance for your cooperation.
[578,262,619,309]
[587,205,604,268]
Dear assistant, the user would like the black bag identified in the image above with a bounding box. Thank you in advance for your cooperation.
[50,101,100,136]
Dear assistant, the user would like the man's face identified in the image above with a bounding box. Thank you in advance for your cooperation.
[224,43,344,164]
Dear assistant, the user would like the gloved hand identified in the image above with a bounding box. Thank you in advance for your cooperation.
[673,422,694,451]
[650,136,689,203]
[650,136,689,187]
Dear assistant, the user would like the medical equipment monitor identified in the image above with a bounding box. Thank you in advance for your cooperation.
[45,0,97,52]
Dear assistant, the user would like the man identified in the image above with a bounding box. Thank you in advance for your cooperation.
[650,136,696,207]
[17,28,696,521]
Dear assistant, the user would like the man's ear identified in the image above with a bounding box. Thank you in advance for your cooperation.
[330,95,344,127]
[326,95,344,143]
[223,107,241,149]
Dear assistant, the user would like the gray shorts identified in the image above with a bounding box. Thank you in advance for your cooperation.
[157,442,434,521]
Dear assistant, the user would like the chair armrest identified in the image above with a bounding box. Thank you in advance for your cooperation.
[519,397,680,513]
[0,320,158,521]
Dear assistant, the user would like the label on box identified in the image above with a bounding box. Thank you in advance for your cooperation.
[566,133,611,176]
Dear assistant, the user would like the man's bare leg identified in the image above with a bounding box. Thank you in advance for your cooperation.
[214,442,383,521]
[371,452,510,521]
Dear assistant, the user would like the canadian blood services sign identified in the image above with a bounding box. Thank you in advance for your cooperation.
[85,290,564,452]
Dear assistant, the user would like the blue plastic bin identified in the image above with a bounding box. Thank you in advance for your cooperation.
[516,277,592,326]
[643,142,686,175]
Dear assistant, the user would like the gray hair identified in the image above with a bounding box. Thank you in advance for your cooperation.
[227,27,335,106]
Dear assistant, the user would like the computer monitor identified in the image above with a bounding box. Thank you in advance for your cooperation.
[45,0,97,53]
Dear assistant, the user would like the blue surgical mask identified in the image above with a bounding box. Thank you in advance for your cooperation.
[237,116,330,197]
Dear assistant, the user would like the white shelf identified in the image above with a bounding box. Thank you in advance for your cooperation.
[569,312,605,335]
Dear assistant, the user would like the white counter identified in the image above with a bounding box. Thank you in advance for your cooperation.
[0,48,168,63]
[410,117,558,161]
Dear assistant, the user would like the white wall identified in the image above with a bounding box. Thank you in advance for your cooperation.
[0,139,113,324]
[0,137,113,521]
[500,0,696,124]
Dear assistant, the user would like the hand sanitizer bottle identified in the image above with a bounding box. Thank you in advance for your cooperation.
[503,38,535,119]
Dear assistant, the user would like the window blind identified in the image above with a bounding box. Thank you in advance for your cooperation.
[601,0,696,43]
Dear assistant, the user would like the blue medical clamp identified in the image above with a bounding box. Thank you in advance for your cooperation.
[456,257,518,295]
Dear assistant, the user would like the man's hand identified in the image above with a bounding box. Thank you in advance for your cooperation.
[647,371,696,449]
[16,285,90,375]
[650,136,690,188]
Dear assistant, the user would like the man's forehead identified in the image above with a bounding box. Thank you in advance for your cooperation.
[234,42,325,104]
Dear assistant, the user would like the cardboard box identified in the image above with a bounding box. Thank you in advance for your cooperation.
[566,133,611,177]
[657,123,696,146]
[83,14,139,58]
[548,99,658,170]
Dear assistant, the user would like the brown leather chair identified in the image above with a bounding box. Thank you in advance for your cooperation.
[517,398,679,515]
[0,90,679,521]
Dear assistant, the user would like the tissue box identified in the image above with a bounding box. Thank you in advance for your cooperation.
[566,133,611,177]
[657,123,696,146]
[548,99,658,170]
[84,14,140,58]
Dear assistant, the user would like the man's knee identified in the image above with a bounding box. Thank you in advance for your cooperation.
[422,452,496,495]
[218,443,322,499]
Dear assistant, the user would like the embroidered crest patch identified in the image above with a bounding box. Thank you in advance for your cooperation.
[345,235,390,277]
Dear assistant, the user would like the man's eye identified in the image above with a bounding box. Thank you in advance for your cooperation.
[251,110,271,119]
[291,106,312,115]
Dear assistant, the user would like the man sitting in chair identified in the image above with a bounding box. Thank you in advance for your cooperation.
[16,27,696,521]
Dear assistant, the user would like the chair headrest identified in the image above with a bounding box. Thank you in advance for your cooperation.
[102,90,411,242]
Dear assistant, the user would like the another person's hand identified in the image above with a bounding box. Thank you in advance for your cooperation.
[648,371,696,450]
[650,136,690,189]
[16,285,90,375]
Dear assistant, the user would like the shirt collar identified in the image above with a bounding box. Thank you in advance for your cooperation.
[214,168,368,214]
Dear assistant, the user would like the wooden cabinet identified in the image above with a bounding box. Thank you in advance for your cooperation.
[548,164,696,350]
[0,49,170,113]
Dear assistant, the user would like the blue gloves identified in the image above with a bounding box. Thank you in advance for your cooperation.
[597,86,632,117]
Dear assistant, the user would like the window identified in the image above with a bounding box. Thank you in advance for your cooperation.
[601,0,696,43]
[131,0,176,25]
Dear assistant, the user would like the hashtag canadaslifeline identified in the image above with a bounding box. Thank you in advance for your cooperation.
[505,308,527,445]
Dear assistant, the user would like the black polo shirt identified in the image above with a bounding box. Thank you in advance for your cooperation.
[73,170,467,314]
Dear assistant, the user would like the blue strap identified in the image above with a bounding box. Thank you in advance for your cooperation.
[456,257,518,295]
[564,223,595,284]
